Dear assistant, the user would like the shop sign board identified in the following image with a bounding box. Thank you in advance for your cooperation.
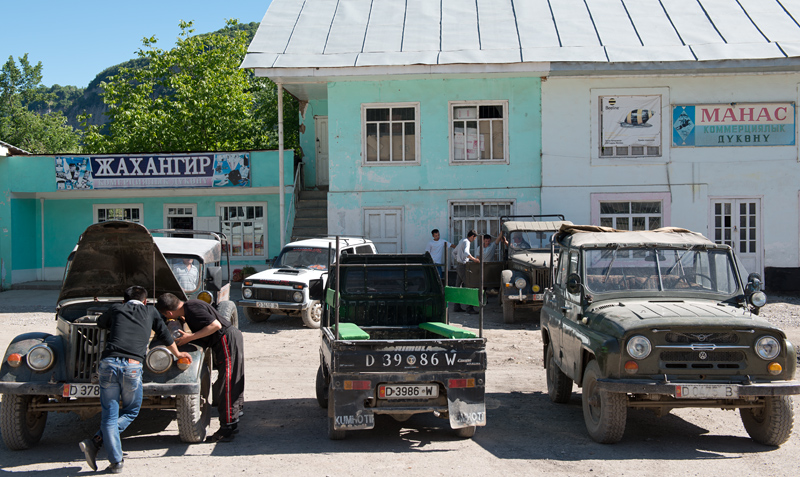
[672,103,795,147]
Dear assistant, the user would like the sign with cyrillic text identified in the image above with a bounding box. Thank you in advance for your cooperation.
[672,103,795,147]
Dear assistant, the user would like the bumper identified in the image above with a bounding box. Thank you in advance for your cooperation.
[597,378,800,396]
[0,381,200,396]
[505,292,544,302]
[238,299,307,312]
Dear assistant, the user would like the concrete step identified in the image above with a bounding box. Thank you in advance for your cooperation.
[294,217,328,227]
[296,199,327,209]
[295,208,327,219]
[299,190,328,200]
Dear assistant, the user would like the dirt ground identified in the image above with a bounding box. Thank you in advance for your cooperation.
[0,294,799,476]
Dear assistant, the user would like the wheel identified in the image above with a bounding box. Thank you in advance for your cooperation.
[327,399,345,440]
[581,360,627,444]
[502,295,515,324]
[302,300,322,329]
[244,307,270,323]
[740,395,794,446]
[0,394,47,450]
[454,425,476,438]
[546,344,573,404]
[217,301,238,328]
[176,364,211,443]
[315,366,329,409]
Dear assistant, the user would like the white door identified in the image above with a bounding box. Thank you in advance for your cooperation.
[710,198,762,278]
[364,208,403,253]
[315,116,329,188]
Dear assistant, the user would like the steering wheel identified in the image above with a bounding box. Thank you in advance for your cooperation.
[692,272,716,289]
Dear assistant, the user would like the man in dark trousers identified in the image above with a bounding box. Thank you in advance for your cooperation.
[79,286,190,474]
[156,293,244,442]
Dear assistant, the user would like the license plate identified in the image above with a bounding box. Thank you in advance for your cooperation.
[378,384,439,400]
[63,383,100,398]
[256,301,279,309]
[531,293,544,300]
[675,384,738,399]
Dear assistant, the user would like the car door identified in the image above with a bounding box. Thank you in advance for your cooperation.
[559,250,583,381]
[544,249,569,367]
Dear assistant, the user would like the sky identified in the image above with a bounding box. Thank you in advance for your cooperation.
[1,0,272,88]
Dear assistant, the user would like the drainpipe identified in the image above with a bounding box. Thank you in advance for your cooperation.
[278,83,285,248]
[40,198,45,281]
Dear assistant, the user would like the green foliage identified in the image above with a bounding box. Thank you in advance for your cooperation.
[0,54,81,153]
[82,20,298,154]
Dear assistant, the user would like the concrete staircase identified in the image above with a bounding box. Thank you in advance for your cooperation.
[291,189,328,241]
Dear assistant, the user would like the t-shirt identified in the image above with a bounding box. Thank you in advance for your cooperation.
[455,238,473,264]
[98,300,173,362]
[425,239,450,264]
[183,299,231,348]
[173,264,199,290]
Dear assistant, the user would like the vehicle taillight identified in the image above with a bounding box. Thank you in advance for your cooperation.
[448,378,475,388]
[344,380,371,390]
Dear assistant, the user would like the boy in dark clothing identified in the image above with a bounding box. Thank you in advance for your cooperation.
[79,286,190,474]
[156,293,244,442]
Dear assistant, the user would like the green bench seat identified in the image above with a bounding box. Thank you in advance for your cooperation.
[419,322,477,339]
[334,322,371,340]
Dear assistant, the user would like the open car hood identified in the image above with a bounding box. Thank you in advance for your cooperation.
[59,221,188,303]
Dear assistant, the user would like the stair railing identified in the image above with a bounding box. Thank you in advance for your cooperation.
[284,162,304,245]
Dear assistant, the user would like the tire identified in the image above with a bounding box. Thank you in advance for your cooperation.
[327,399,345,440]
[546,344,573,404]
[0,394,47,450]
[302,300,322,329]
[502,295,515,324]
[454,425,477,439]
[217,301,238,328]
[740,395,794,446]
[244,307,271,323]
[315,366,329,409]
[581,360,627,444]
[176,364,211,443]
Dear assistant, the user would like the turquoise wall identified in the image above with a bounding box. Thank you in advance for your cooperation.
[299,99,329,188]
[1,151,292,281]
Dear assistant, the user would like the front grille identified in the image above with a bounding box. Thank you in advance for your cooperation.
[70,324,107,381]
[665,332,739,344]
[252,288,295,302]
[660,350,745,369]
[534,268,550,289]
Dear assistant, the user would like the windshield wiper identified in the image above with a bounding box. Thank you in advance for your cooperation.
[602,246,620,282]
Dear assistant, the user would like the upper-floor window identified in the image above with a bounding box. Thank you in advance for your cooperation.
[362,103,420,165]
[450,101,508,164]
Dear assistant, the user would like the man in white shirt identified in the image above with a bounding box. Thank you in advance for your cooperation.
[172,258,199,291]
[424,229,452,278]
[453,230,480,314]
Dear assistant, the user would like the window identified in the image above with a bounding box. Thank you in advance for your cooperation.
[218,203,266,258]
[450,201,513,261]
[164,204,195,237]
[94,204,142,223]
[363,103,419,164]
[599,201,662,231]
[450,101,508,163]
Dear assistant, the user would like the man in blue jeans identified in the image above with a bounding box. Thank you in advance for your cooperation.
[79,286,190,473]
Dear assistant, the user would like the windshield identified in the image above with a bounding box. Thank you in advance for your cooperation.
[508,230,556,250]
[274,247,332,270]
[584,247,740,295]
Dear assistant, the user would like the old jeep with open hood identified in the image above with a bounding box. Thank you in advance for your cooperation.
[541,225,799,445]
[0,221,236,450]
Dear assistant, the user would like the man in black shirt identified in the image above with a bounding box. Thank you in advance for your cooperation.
[157,293,244,442]
[79,286,190,474]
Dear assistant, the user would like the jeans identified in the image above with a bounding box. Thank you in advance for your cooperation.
[98,357,143,464]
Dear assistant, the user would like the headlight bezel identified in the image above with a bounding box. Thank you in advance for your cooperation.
[146,346,174,373]
[292,291,304,303]
[242,287,253,299]
[514,277,527,290]
[755,335,781,360]
[626,335,652,360]
[27,344,55,371]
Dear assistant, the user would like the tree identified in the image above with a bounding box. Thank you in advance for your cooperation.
[82,20,298,154]
[0,54,81,153]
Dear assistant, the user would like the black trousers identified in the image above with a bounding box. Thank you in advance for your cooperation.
[211,327,245,426]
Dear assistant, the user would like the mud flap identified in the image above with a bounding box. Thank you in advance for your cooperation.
[331,394,375,431]
[447,392,487,429]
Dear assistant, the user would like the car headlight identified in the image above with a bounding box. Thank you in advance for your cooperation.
[27,344,55,371]
[242,287,253,299]
[755,336,780,360]
[514,277,527,289]
[293,291,304,303]
[626,335,652,360]
[197,291,213,304]
[750,291,767,308]
[146,346,173,373]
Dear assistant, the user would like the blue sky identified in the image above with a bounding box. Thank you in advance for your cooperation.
[1,0,272,88]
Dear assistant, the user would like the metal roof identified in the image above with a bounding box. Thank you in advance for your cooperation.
[244,0,800,85]
[0,139,31,156]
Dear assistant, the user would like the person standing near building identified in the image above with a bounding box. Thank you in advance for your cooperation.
[454,230,480,314]
[156,293,244,442]
[481,234,502,262]
[424,229,453,277]
[79,286,190,474]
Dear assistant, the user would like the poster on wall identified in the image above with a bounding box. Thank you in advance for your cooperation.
[601,95,662,149]
[672,102,795,147]
[54,152,250,190]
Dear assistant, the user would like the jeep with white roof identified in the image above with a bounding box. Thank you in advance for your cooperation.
[239,237,376,328]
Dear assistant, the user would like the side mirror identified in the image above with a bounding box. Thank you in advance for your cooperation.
[308,277,325,301]
[205,266,223,291]
[566,273,582,295]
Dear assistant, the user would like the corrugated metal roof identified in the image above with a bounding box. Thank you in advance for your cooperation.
[244,0,800,72]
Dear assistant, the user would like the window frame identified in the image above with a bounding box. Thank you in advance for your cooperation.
[449,200,515,262]
[93,203,143,224]
[590,192,671,231]
[216,202,268,259]
[448,100,510,165]
[361,102,421,166]
[163,203,196,229]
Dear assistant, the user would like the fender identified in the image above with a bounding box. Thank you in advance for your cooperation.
[1,333,68,384]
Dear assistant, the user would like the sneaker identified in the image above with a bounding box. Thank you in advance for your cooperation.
[106,460,124,474]
[78,438,99,471]
[206,426,236,443]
